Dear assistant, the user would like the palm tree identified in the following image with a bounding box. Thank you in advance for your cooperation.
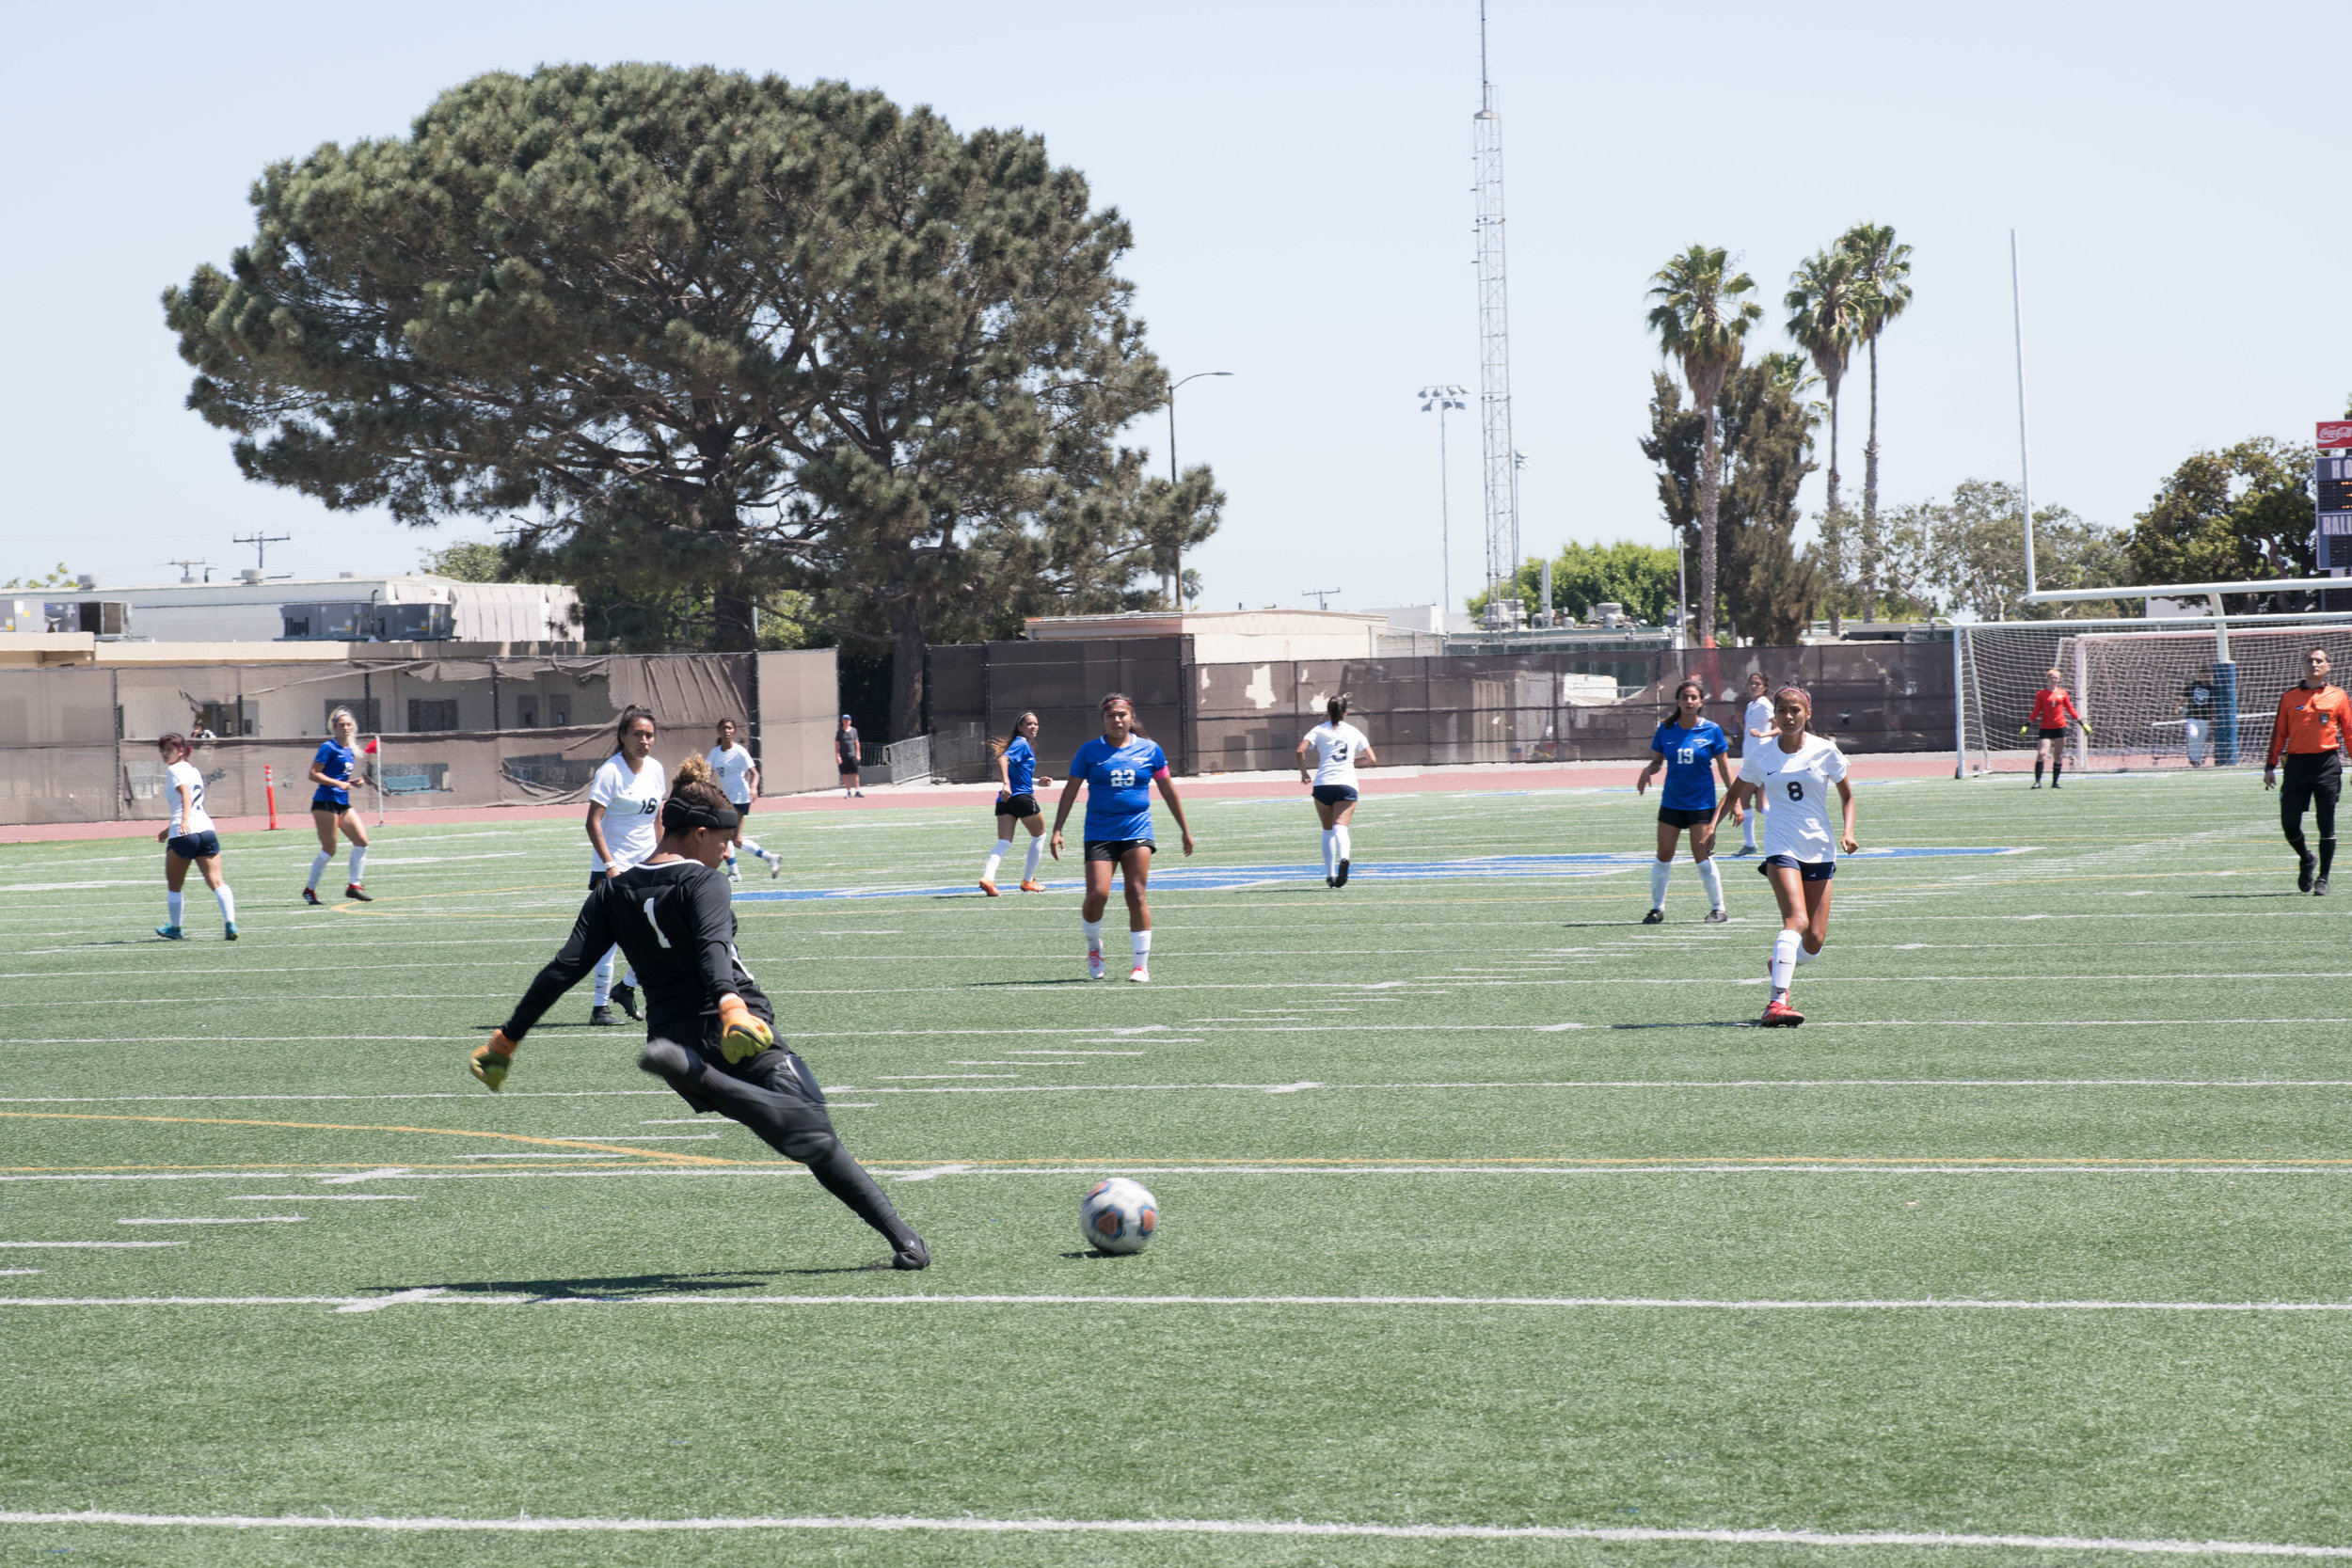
[1840,222,1914,622]
[1647,244,1760,647]
[1783,248,1861,516]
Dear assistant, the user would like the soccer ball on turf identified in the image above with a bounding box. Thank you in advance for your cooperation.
[1079,1178,1158,1255]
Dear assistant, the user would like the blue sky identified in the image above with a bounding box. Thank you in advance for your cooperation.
[3,1,2342,610]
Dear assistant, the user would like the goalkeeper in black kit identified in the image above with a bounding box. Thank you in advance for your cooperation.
[469,757,929,1270]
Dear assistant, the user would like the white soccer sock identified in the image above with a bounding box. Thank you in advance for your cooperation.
[984,838,1011,881]
[1695,858,1724,911]
[1321,829,1337,877]
[1794,943,1818,966]
[1335,825,1351,863]
[1023,837,1043,880]
[593,947,614,1006]
[215,884,236,924]
[1741,812,1756,847]
[1132,928,1152,964]
[1770,929,1801,1001]
[1649,860,1671,910]
[346,845,367,884]
[166,891,183,927]
[1082,918,1104,955]
[307,850,331,891]
[741,837,772,863]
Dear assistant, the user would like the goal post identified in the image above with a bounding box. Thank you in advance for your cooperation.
[1954,611,2352,775]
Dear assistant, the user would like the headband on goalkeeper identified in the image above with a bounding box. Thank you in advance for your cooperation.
[661,798,740,832]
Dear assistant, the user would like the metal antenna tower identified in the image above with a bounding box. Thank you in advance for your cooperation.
[231,531,292,578]
[1472,1,1518,629]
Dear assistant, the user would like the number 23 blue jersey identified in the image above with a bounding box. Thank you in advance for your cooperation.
[1650,720,1727,812]
[1068,735,1167,842]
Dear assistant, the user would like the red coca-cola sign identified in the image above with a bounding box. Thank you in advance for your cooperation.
[2320,420,2352,448]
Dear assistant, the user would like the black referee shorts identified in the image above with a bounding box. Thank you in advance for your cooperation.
[2280,753,2343,836]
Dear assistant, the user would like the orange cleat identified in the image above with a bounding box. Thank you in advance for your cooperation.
[979,879,1000,897]
[1018,879,1046,893]
[1760,998,1805,1027]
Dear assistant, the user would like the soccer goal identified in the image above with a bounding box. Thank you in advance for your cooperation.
[1953,611,2352,775]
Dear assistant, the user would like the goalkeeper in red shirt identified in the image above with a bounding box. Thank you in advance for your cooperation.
[2022,670,2090,788]
[2265,646,2352,896]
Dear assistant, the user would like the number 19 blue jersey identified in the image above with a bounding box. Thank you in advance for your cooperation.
[1650,719,1728,812]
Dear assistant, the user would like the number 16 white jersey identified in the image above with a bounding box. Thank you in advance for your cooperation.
[1738,734,1848,862]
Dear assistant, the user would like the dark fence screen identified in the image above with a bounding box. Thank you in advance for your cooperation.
[924,639,1956,779]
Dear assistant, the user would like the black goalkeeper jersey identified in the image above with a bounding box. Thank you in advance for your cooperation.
[503,860,773,1049]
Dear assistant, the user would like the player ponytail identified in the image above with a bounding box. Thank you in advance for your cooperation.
[991,711,1039,761]
[1326,693,1351,724]
[614,705,656,752]
[660,755,738,833]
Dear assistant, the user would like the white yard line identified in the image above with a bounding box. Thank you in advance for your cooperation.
[0,1511,2344,1557]
[0,1241,185,1248]
[118,1216,303,1225]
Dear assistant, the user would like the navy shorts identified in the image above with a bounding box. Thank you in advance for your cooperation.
[1311,784,1359,806]
[1656,805,1713,830]
[311,798,352,815]
[1759,854,1835,881]
[1085,838,1155,863]
[167,831,221,861]
[996,793,1040,819]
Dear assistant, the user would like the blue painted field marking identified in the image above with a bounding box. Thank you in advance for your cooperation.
[734,847,2025,902]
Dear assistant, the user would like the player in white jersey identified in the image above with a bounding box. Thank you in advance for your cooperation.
[1737,670,1773,855]
[585,706,668,1024]
[152,733,237,941]
[1295,693,1376,887]
[1714,686,1857,1027]
[707,719,778,881]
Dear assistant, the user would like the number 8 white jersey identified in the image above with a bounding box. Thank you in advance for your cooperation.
[1738,734,1848,863]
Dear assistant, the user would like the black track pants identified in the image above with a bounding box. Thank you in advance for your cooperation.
[2280,754,2342,847]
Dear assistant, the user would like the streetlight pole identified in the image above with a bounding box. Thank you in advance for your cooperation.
[1167,371,1232,610]
[1419,386,1468,627]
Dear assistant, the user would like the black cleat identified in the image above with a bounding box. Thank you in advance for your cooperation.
[2299,852,2317,893]
[343,883,373,901]
[887,1233,931,1271]
[2317,876,2332,898]
[590,1005,616,1027]
[301,887,321,906]
[1704,908,1729,924]
[1641,908,1665,925]
[2050,781,2061,789]
[1334,858,1350,888]
[612,982,641,1021]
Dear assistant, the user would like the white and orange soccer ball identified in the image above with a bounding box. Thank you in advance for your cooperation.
[1079,1178,1158,1255]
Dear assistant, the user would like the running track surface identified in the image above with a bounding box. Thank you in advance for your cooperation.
[0,752,1971,845]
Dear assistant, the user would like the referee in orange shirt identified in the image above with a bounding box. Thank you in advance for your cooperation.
[2265,646,2352,895]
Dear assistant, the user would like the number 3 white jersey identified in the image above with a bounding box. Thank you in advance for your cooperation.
[1738,734,1848,862]
[1304,721,1370,786]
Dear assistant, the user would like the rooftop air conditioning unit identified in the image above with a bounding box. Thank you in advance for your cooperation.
[240,568,264,584]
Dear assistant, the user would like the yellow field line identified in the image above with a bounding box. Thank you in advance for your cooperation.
[0,1111,732,1166]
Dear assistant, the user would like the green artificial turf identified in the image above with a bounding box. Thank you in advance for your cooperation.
[2,771,2349,1564]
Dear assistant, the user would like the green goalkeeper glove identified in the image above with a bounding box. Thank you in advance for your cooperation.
[2080,721,2094,737]
[469,1032,517,1092]
[2018,724,2031,736]
[716,995,773,1064]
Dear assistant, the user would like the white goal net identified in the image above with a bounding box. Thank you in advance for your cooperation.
[1954,613,2352,774]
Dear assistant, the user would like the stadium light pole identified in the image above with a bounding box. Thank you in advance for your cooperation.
[1420,385,1469,625]
[1168,372,1232,610]
[2010,230,2038,600]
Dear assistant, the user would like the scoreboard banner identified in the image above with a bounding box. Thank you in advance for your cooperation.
[2317,453,2352,571]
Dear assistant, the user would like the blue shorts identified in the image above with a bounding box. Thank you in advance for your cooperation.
[1759,854,1834,881]
[1311,784,1359,806]
[167,831,221,861]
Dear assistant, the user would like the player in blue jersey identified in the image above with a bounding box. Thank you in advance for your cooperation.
[1633,677,1740,925]
[980,711,1054,896]
[1049,693,1197,982]
[302,706,373,904]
